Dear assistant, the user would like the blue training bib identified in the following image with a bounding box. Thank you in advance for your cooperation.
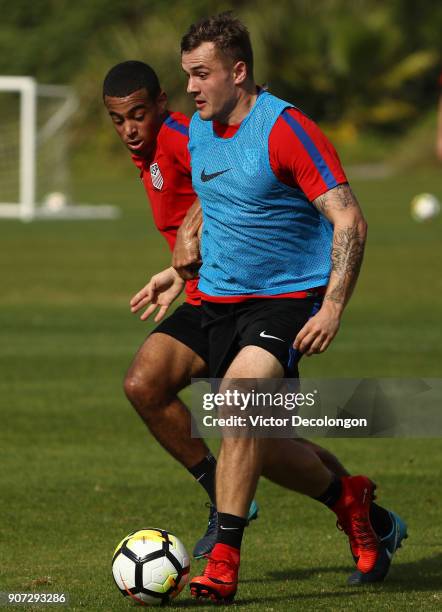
[189,91,333,296]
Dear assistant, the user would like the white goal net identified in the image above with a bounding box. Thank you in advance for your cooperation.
[0,76,119,221]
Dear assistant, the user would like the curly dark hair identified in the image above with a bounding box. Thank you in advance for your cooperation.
[181,12,254,78]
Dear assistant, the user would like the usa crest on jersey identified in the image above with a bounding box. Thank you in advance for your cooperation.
[243,148,260,176]
[150,162,164,190]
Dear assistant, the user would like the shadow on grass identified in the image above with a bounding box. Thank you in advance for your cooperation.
[169,595,288,608]
[166,553,442,608]
[264,551,442,592]
[169,591,363,608]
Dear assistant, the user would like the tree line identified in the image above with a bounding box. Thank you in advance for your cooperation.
[0,0,440,135]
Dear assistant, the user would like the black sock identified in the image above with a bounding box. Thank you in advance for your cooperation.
[217,512,247,549]
[370,503,393,538]
[314,474,343,508]
[188,453,216,504]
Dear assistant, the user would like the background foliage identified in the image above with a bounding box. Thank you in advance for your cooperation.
[0,0,440,152]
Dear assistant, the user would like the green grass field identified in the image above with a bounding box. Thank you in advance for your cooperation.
[1,165,441,610]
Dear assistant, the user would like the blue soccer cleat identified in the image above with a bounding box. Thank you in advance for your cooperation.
[192,500,259,559]
[347,510,408,585]
[247,499,259,523]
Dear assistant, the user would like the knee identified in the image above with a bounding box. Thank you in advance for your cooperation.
[123,369,167,413]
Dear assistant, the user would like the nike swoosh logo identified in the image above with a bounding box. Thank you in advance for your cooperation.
[259,331,284,342]
[201,168,231,182]
[220,526,239,530]
[385,548,393,560]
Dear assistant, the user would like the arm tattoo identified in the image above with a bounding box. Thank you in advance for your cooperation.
[326,224,365,305]
[313,183,357,215]
[311,183,366,306]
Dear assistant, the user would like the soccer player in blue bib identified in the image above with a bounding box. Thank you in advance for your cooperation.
[179,12,407,603]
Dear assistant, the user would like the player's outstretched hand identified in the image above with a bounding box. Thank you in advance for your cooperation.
[130,267,185,323]
[293,304,341,356]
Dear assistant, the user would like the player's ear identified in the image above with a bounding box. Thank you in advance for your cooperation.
[156,90,168,113]
[233,61,248,85]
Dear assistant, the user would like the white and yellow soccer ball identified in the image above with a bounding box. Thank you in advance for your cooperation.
[112,528,190,606]
[410,193,441,222]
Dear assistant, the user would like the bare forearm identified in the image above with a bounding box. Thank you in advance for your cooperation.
[177,198,202,240]
[324,218,367,313]
[313,183,367,315]
[294,183,367,356]
[173,198,203,280]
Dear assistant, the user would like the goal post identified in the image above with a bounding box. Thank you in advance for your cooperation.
[0,76,36,221]
[0,76,119,221]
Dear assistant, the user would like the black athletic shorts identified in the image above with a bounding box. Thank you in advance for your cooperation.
[151,303,209,365]
[201,298,323,378]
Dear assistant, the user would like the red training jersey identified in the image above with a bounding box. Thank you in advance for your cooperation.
[131,111,201,305]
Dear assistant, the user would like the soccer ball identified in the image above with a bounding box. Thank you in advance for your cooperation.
[112,528,190,606]
[42,191,67,212]
[410,193,440,222]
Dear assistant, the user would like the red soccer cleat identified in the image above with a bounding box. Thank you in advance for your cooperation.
[333,475,380,573]
[190,542,239,603]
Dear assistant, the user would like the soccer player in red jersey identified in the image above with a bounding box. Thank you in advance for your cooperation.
[179,14,407,602]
